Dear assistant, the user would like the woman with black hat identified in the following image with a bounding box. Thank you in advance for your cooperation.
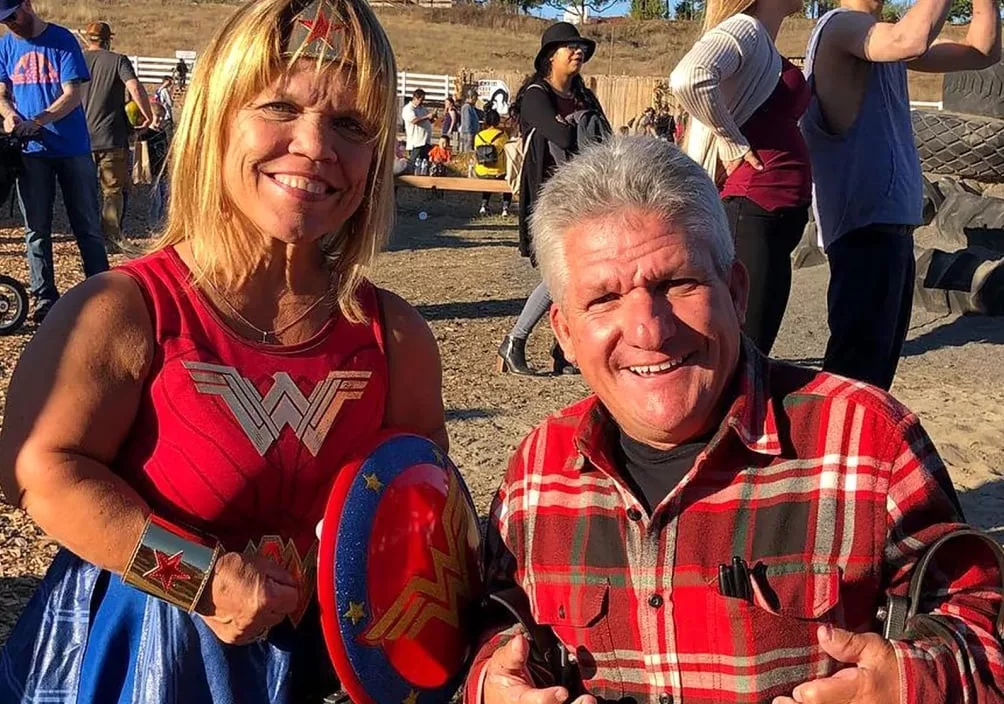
[496,21,606,376]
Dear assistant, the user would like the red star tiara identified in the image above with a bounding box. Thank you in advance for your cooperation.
[288,0,346,62]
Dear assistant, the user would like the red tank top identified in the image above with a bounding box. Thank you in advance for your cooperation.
[720,59,812,210]
[115,248,388,623]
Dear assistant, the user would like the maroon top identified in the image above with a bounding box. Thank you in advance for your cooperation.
[554,93,577,118]
[720,59,812,211]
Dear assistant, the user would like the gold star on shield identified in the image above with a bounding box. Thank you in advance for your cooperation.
[343,601,366,625]
[402,690,419,704]
[363,472,383,492]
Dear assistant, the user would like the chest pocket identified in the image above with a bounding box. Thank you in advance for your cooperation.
[748,562,842,620]
[706,563,843,698]
[532,579,624,700]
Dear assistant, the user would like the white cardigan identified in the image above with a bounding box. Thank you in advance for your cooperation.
[670,14,782,177]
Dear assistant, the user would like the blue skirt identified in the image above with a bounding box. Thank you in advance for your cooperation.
[0,550,338,704]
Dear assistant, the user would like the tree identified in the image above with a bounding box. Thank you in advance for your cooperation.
[948,0,973,22]
[802,0,835,19]
[543,0,620,22]
[674,0,704,21]
[484,0,545,13]
[631,0,666,19]
[881,1,908,20]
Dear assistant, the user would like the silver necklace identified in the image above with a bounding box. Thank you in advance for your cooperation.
[202,278,329,344]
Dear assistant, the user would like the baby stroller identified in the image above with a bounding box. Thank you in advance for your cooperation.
[0,130,32,335]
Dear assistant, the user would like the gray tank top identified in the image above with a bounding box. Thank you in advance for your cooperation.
[801,9,923,251]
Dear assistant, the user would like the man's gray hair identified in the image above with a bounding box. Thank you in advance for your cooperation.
[529,136,734,304]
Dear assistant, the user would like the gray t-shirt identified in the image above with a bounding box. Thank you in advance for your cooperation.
[81,48,137,151]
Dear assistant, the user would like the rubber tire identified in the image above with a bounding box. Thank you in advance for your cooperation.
[913,109,1004,183]
[942,62,1004,120]
[0,274,28,335]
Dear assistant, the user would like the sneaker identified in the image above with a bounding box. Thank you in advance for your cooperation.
[32,300,54,324]
[501,207,510,217]
[479,205,488,216]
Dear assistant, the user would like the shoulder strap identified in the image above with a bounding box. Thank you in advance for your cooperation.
[880,527,1004,640]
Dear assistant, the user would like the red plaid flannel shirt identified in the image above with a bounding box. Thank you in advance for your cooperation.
[466,346,1004,704]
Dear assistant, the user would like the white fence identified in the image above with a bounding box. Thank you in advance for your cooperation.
[397,71,454,102]
[129,58,455,102]
[129,56,196,86]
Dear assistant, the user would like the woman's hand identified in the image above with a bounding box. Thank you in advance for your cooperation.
[725,149,763,175]
[196,551,301,645]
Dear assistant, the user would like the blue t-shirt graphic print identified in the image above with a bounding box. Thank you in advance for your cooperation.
[0,23,91,157]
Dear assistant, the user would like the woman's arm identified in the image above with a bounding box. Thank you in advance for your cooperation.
[0,273,154,572]
[521,86,577,151]
[670,23,753,163]
[0,272,300,642]
[378,289,449,452]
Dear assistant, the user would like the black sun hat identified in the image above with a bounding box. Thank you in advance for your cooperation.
[534,22,596,73]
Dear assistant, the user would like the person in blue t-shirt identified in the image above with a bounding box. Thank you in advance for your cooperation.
[0,0,108,323]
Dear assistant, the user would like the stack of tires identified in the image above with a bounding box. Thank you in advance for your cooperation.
[913,62,1004,183]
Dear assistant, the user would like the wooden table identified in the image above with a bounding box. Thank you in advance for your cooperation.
[395,175,512,194]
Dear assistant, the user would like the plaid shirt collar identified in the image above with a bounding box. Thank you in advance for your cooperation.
[572,338,782,475]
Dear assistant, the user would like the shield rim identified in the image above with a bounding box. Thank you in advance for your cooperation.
[317,430,478,704]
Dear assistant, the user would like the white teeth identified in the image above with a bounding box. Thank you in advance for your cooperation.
[628,358,683,375]
[272,174,329,195]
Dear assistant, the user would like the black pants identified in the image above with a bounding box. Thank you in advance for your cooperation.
[407,144,430,169]
[823,224,916,391]
[481,192,512,208]
[723,197,809,355]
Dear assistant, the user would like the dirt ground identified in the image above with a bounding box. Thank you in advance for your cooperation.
[0,186,1002,650]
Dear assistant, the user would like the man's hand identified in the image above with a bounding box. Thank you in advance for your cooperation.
[484,633,597,704]
[772,625,901,704]
[2,113,21,134]
[12,119,41,139]
[725,149,763,176]
[195,551,301,645]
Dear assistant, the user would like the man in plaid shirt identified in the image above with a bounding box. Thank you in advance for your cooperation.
[466,136,1004,704]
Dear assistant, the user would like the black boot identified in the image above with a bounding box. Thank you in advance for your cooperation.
[551,341,579,375]
[497,335,535,376]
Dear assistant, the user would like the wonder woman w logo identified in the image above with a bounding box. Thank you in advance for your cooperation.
[183,361,371,456]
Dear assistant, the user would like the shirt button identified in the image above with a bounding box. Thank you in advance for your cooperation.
[648,593,664,608]
[626,508,642,521]
[659,694,673,704]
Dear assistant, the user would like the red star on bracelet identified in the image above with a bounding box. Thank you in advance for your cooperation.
[143,549,192,592]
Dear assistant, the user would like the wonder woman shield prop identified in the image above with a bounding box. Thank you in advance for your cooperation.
[318,432,483,704]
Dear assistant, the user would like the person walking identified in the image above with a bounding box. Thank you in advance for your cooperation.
[0,0,109,324]
[496,21,607,376]
[81,20,154,250]
[671,0,812,355]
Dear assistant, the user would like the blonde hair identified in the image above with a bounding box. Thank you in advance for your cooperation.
[702,0,756,32]
[150,0,398,323]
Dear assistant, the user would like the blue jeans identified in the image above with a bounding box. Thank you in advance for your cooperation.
[149,176,169,229]
[16,154,109,306]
